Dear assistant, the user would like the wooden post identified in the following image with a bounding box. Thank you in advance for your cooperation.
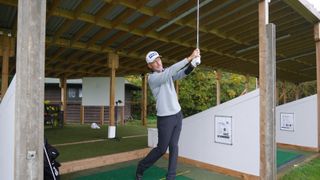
[175,80,179,98]
[314,22,320,152]
[60,77,67,124]
[256,78,259,89]
[141,74,148,126]
[80,105,84,124]
[108,52,119,126]
[295,84,300,100]
[259,0,276,179]
[14,0,46,179]
[215,70,221,105]
[1,36,10,98]
[100,106,104,125]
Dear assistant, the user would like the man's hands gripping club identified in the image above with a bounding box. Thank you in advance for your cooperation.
[187,49,201,67]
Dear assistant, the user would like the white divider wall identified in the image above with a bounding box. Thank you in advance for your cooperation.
[82,77,125,106]
[276,95,318,148]
[178,89,260,176]
[0,76,16,180]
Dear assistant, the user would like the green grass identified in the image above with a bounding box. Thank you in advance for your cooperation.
[125,118,157,128]
[45,124,147,144]
[281,157,320,180]
[56,136,147,162]
[45,124,149,162]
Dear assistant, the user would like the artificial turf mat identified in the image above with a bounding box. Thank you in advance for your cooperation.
[277,149,302,168]
[73,165,191,180]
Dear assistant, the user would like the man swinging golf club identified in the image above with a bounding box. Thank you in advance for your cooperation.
[136,49,201,180]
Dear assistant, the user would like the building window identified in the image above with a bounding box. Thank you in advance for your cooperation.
[79,89,82,98]
[68,88,77,99]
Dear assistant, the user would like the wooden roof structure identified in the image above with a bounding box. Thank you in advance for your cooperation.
[0,0,320,83]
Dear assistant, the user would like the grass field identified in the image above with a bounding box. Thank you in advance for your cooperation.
[45,124,148,162]
[280,156,320,180]
[45,124,147,144]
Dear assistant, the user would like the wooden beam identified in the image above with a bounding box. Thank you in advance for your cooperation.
[178,156,259,180]
[141,74,148,126]
[215,70,221,105]
[152,0,169,16]
[101,31,126,49]
[126,38,155,54]
[86,28,111,47]
[14,0,46,179]
[49,9,257,66]
[60,77,67,124]
[111,8,134,28]
[53,19,73,42]
[0,36,15,57]
[112,0,247,45]
[259,0,276,179]
[0,0,16,6]
[108,52,119,126]
[284,0,320,23]
[50,47,65,61]
[60,148,150,174]
[95,3,116,21]
[115,35,138,50]
[1,36,10,97]
[314,22,320,152]
[73,0,92,18]
[71,24,95,45]
[46,0,61,21]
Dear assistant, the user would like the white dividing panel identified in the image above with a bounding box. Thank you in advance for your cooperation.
[178,89,260,176]
[0,76,16,180]
[82,77,125,106]
[276,95,318,148]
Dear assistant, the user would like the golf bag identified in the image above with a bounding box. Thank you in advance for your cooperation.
[44,139,60,180]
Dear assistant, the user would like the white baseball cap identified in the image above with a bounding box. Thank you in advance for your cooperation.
[146,51,162,64]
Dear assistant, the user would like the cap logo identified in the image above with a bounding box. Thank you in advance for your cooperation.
[148,52,157,59]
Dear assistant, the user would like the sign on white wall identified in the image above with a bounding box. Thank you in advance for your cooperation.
[280,112,294,131]
[214,115,232,145]
[82,77,125,106]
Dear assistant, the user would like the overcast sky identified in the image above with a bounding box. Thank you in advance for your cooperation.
[306,0,320,11]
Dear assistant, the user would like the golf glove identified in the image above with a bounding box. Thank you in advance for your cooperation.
[191,56,201,67]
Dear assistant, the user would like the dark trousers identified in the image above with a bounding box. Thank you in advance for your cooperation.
[137,111,183,180]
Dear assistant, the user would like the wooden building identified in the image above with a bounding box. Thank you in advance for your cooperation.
[44,78,140,124]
